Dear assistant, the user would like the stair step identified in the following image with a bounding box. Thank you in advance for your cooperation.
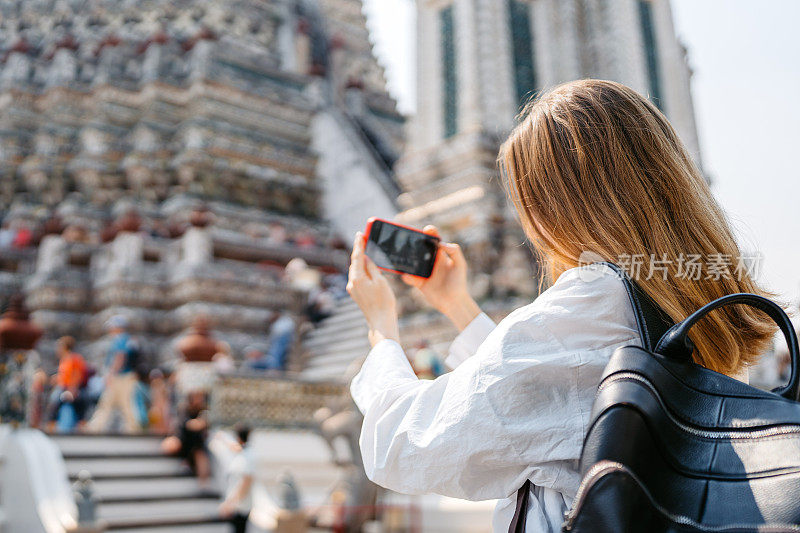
[107,524,229,533]
[302,359,358,380]
[300,367,348,381]
[99,492,219,505]
[305,344,368,366]
[92,477,216,502]
[303,324,369,349]
[308,308,366,329]
[71,472,195,482]
[300,360,361,381]
[52,434,165,457]
[300,360,355,379]
[304,335,371,360]
[303,351,367,373]
[98,498,225,529]
[313,307,366,329]
[66,456,188,479]
[49,432,167,440]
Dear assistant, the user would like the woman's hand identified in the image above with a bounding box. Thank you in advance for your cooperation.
[401,226,482,331]
[347,232,400,347]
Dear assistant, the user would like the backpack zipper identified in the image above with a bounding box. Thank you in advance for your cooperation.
[562,461,800,532]
[597,372,800,440]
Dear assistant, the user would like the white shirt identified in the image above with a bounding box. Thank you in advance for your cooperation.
[226,446,256,514]
[350,264,643,532]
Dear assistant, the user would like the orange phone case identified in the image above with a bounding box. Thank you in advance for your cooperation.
[363,217,439,278]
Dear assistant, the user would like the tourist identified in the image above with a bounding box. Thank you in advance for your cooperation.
[0,350,40,426]
[62,224,90,243]
[12,224,32,248]
[212,342,237,374]
[409,341,443,380]
[87,315,140,433]
[306,284,335,325]
[284,257,321,292]
[0,355,22,424]
[294,229,316,248]
[132,367,150,430]
[172,391,211,488]
[55,390,79,432]
[147,369,171,434]
[45,336,88,430]
[266,312,295,371]
[219,424,255,533]
[345,80,779,531]
[243,345,271,371]
[266,221,287,244]
[0,222,14,248]
[28,368,48,429]
[82,364,104,421]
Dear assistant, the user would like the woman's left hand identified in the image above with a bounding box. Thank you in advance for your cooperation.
[347,231,400,347]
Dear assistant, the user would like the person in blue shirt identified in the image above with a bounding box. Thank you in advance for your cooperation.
[87,315,141,433]
[265,312,295,371]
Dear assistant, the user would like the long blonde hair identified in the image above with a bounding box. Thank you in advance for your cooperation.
[499,79,775,376]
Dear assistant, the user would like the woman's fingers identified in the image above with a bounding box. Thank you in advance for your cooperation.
[422,225,441,238]
[350,232,366,278]
[351,231,365,258]
[441,242,466,268]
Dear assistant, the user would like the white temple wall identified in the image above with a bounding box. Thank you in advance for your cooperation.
[311,110,398,240]
[412,1,445,149]
[651,0,703,165]
[475,0,517,133]
[605,0,650,96]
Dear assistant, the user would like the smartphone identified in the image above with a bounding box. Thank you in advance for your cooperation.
[364,217,440,278]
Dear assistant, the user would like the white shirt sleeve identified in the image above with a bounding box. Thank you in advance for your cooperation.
[349,265,640,502]
[445,312,497,369]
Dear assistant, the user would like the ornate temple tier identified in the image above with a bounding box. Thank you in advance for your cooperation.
[169,263,305,310]
[210,228,348,270]
[25,268,92,312]
[0,0,405,378]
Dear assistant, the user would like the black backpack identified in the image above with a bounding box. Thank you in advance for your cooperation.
[510,263,800,532]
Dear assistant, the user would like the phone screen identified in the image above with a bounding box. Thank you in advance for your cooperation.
[365,220,439,278]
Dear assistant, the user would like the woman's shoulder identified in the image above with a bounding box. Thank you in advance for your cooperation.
[505,263,628,318]
[493,263,639,352]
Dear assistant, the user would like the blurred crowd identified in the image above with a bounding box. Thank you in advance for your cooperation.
[0,220,36,249]
[0,236,449,527]
[0,309,306,434]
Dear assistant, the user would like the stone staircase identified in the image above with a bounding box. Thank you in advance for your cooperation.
[300,297,371,382]
[50,433,226,533]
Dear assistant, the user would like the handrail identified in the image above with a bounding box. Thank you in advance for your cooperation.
[0,428,77,533]
[327,107,402,204]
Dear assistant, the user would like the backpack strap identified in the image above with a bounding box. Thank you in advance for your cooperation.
[509,480,531,533]
[508,262,673,533]
[599,262,674,351]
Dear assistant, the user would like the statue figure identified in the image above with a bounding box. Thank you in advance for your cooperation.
[312,358,378,532]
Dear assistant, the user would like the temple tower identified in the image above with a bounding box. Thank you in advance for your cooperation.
[396,0,703,309]
[0,0,405,368]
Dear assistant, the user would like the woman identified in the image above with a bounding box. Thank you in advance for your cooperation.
[346,80,776,532]
[162,391,211,489]
[46,336,88,430]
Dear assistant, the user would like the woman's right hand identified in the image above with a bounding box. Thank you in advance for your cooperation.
[401,226,482,331]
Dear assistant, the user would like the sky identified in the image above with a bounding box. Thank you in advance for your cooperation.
[361,0,800,304]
